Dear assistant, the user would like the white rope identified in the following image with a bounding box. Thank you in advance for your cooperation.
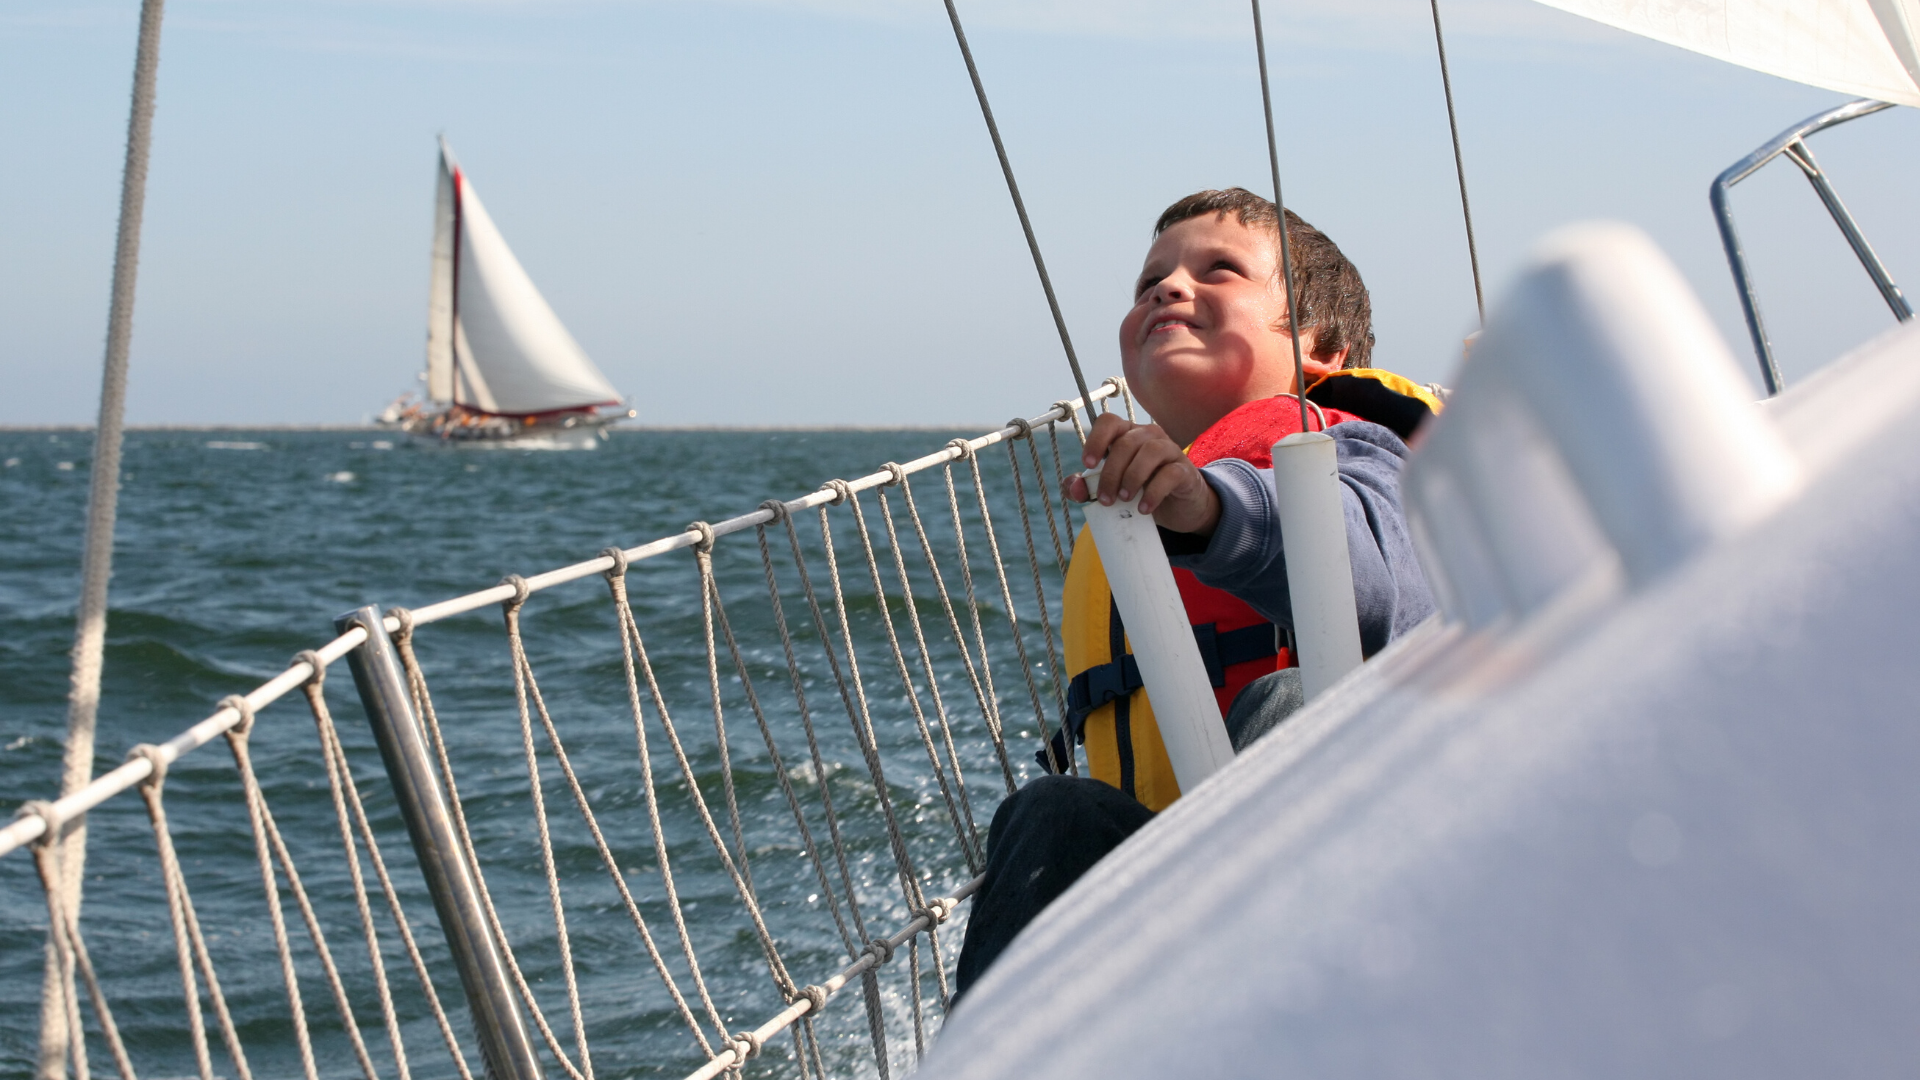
[603,565,734,1055]
[223,695,385,1080]
[1044,415,1079,560]
[889,470,1014,802]
[814,479,1000,1072]
[849,485,982,872]
[940,459,1019,793]
[20,799,137,1080]
[134,751,214,1080]
[1014,420,1070,577]
[298,661,416,1080]
[814,489,930,916]
[753,516,873,960]
[295,644,474,1080]
[1002,426,1075,773]
[221,700,319,1080]
[500,583,596,1080]
[688,526,803,1000]
[392,618,603,1080]
[875,473,985,868]
[441,578,698,1067]
[692,527,758,883]
[47,0,167,1063]
[1102,376,1138,423]
[908,935,926,1061]
[693,533,899,1034]
[18,802,86,1080]
[1055,397,1090,443]
[956,441,1065,772]
[710,529,857,1080]
[843,486,967,1010]
[129,745,253,1080]
[514,550,809,1062]
[760,507,894,1076]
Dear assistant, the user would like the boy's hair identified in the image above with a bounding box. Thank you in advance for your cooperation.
[1154,188,1373,369]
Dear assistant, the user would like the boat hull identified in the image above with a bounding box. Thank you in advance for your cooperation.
[382,406,619,450]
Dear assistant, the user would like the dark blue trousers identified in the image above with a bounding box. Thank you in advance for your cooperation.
[951,667,1304,999]
[953,774,1154,997]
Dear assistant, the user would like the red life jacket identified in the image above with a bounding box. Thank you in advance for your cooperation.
[1179,395,1361,699]
[1060,395,1359,809]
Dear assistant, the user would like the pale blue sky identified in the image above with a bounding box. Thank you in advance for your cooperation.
[2,0,1915,425]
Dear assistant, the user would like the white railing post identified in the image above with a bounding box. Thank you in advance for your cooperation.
[1081,465,1235,793]
[1271,432,1365,701]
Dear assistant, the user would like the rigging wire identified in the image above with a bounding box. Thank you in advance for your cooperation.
[939,0,1097,419]
[1249,0,1315,433]
[1429,0,1486,324]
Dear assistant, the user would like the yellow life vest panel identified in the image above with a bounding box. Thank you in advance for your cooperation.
[1062,525,1182,809]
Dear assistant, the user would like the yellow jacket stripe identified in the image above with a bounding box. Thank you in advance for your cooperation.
[1063,523,1183,810]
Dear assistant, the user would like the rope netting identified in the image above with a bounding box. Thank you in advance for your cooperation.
[4,382,1132,1080]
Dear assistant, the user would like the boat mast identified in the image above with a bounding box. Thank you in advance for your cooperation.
[450,165,464,410]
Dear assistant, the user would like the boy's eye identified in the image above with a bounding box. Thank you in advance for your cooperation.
[1134,275,1163,299]
[1208,260,1241,277]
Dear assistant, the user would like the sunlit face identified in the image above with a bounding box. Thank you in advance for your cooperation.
[1117,213,1338,446]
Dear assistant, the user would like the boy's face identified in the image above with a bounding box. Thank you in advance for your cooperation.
[1118,213,1343,446]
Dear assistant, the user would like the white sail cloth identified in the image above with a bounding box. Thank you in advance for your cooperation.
[1535,0,1920,107]
[425,142,622,416]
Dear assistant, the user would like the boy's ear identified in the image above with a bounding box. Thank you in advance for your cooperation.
[1304,343,1350,375]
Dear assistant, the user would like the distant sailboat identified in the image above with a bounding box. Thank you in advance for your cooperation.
[381,138,631,449]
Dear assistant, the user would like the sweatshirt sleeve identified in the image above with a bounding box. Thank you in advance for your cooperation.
[1165,420,1435,656]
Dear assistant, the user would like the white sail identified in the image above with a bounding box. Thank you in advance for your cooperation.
[429,141,622,416]
[1532,0,1920,106]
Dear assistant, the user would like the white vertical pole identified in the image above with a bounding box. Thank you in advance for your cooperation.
[1081,464,1235,793]
[42,1,168,1075]
[1271,432,1364,700]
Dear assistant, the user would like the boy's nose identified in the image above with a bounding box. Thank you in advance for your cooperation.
[1154,276,1192,302]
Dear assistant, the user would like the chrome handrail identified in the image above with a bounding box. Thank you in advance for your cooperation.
[1710,98,1907,395]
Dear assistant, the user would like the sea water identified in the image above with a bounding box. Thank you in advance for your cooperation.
[0,428,1071,1079]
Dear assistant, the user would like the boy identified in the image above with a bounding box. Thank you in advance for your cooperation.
[953,188,1436,997]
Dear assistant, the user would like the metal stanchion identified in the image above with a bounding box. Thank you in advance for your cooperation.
[335,606,544,1080]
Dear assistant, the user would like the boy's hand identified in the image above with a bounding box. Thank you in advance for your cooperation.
[1064,412,1221,537]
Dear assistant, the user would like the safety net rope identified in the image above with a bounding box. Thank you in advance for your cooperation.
[4,381,1132,1080]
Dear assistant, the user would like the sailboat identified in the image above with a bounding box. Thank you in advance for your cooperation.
[380,139,633,450]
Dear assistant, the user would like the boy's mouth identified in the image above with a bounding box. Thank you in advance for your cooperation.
[1148,317,1198,336]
